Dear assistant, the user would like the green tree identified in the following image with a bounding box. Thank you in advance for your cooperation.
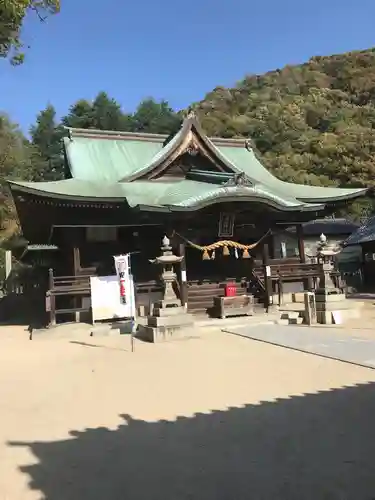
[61,99,94,129]
[0,0,60,65]
[91,91,132,131]
[0,114,34,237]
[62,93,133,131]
[60,95,181,136]
[131,98,181,134]
[30,104,64,180]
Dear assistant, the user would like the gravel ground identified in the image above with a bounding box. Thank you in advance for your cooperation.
[1,325,375,499]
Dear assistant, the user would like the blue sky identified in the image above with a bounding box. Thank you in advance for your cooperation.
[1,0,375,133]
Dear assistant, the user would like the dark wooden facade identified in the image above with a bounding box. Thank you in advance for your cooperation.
[11,195,322,321]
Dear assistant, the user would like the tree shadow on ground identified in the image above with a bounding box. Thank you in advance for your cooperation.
[10,382,375,500]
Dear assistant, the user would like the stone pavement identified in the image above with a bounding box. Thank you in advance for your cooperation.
[223,324,375,369]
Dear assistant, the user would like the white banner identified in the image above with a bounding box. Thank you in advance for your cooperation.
[114,254,129,304]
[90,254,136,324]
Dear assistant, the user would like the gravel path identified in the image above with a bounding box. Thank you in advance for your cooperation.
[1,325,375,499]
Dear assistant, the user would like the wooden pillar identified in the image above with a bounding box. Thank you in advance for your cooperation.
[48,268,56,326]
[72,247,81,322]
[268,232,275,259]
[296,224,311,291]
[296,224,306,263]
[73,247,81,275]
[179,242,188,308]
[262,240,272,311]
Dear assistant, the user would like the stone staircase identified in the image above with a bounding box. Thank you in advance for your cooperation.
[276,292,367,326]
[278,310,304,325]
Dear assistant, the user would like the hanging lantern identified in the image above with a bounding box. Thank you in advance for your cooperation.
[242,248,250,259]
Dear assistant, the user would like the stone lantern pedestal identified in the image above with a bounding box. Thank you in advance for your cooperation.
[137,236,194,343]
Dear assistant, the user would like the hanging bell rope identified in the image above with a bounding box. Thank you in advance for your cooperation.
[173,230,271,260]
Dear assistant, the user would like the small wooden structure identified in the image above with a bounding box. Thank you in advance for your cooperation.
[8,114,370,323]
[213,295,254,319]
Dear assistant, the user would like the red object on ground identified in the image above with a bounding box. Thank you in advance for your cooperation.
[225,283,236,297]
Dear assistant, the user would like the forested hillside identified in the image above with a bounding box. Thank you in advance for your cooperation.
[196,48,375,193]
[2,47,375,240]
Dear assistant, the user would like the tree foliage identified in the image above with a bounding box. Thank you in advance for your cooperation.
[195,49,375,192]
[30,104,64,180]
[130,99,182,135]
[191,48,375,220]
[0,114,36,237]
[28,94,181,182]
[0,0,60,65]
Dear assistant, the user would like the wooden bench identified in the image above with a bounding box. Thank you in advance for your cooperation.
[212,295,254,319]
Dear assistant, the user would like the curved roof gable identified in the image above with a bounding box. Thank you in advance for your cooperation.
[122,113,244,181]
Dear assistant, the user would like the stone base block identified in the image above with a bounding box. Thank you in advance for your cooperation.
[277,316,304,326]
[153,299,181,309]
[153,306,186,317]
[316,301,363,312]
[147,313,194,328]
[292,293,305,303]
[136,324,195,343]
[280,311,300,320]
[317,307,361,325]
[315,293,347,303]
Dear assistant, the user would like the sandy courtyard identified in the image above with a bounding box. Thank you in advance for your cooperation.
[1,326,375,499]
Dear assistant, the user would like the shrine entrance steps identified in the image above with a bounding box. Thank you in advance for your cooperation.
[187,280,265,317]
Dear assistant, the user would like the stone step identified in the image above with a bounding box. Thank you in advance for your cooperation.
[280,310,303,320]
[153,306,186,317]
[278,308,305,326]
[90,321,134,337]
[147,313,194,328]
[277,316,304,326]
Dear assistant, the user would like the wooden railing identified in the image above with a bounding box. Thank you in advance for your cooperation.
[47,269,92,325]
[253,262,344,305]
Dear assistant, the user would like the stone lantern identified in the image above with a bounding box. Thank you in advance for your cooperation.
[313,233,361,324]
[316,233,341,294]
[149,235,183,308]
[137,235,194,343]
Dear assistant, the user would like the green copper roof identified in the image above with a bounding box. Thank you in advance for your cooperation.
[63,136,162,182]
[9,116,370,214]
[63,129,367,203]
[9,178,322,212]
[218,146,368,202]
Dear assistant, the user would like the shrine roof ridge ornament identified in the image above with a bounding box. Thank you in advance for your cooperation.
[223,172,253,187]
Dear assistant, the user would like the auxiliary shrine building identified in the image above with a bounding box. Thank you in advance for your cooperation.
[8,114,369,321]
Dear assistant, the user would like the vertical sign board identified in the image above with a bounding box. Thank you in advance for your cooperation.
[114,254,137,340]
[90,254,136,327]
